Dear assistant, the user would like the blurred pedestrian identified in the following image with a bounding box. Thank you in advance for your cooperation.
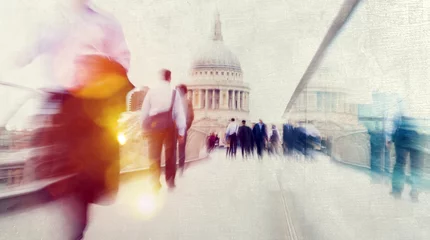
[175,84,194,174]
[141,69,186,190]
[15,1,132,239]
[238,120,253,159]
[387,114,428,202]
[269,124,281,157]
[225,118,239,158]
[252,119,268,159]
[282,121,294,156]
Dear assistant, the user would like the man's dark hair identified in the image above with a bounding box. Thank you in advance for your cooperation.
[162,69,171,81]
[177,84,188,94]
[231,118,235,122]
[242,120,246,124]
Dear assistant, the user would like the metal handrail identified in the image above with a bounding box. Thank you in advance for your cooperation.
[189,126,210,135]
[333,130,368,140]
[0,81,47,128]
[0,81,45,95]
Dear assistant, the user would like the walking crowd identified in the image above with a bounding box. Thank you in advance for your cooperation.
[219,119,322,160]
[4,0,429,239]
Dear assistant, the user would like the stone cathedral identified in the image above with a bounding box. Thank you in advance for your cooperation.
[186,12,251,142]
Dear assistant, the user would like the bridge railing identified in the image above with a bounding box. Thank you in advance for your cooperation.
[330,130,430,182]
[330,130,371,168]
[120,123,209,172]
[0,115,209,200]
[0,80,211,198]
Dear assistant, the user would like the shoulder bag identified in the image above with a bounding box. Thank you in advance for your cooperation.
[142,90,176,134]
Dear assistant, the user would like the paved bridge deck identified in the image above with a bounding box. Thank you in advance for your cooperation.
[1,150,430,240]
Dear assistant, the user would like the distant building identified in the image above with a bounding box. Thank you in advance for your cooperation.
[187,11,251,141]
[0,127,10,149]
[283,67,365,139]
[127,87,149,112]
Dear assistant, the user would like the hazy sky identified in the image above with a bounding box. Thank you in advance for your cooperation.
[89,0,347,121]
[0,0,346,124]
[1,0,430,127]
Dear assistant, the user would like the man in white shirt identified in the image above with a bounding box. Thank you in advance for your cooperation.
[140,69,186,190]
[225,118,239,157]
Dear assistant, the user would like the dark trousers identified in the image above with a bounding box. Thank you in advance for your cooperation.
[282,141,294,155]
[247,144,253,156]
[392,146,424,193]
[68,190,90,240]
[287,141,294,155]
[178,132,187,168]
[62,174,104,240]
[283,142,288,155]
[240,142,250,158]
[229,133,238,156]
[241,145,246,157]
[250,143,255,156]
[392,129,424,193]
[255,139,264,158]
[147,127,176,184]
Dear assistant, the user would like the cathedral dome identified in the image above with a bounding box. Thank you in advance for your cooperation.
[191,12,242,72]
[193,41,242,71]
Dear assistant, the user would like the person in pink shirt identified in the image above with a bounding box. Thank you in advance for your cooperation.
[12,0,130,91]
[10,1,132,239]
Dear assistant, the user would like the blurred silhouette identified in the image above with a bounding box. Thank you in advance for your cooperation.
[238,120,253,159]
[303,123,321,160]
[28,55,133,240]
[175,84,194,174]
[252,119,268,159]
[207,132,217,153]
[250,123,256,156]
[269,124,281,157]
[214,134,220,147]
[8,1,130,92]
[8,0,133,238]
[293,123,307,158]
[283,121,295,156]
[141,69,186,190]
[225,118,239,158]
[380,81,430,202]
[359,92,396,174]
[225,133,232,157]
[387,114,428,202]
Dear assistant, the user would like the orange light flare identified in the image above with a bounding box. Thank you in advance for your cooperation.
[116,176,167,220]
[117,132,127,145]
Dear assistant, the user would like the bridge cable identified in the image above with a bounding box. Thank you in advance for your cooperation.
[282,0,363,117]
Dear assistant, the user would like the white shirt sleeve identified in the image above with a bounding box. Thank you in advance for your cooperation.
[172,90,186,136]
[106,19,131,71]
[225,123,239,136]
[225,123,232,136]
[140,90,151,127]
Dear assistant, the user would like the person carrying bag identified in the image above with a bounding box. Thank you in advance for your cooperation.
[142,90,176,135]
[140,69,186,190]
